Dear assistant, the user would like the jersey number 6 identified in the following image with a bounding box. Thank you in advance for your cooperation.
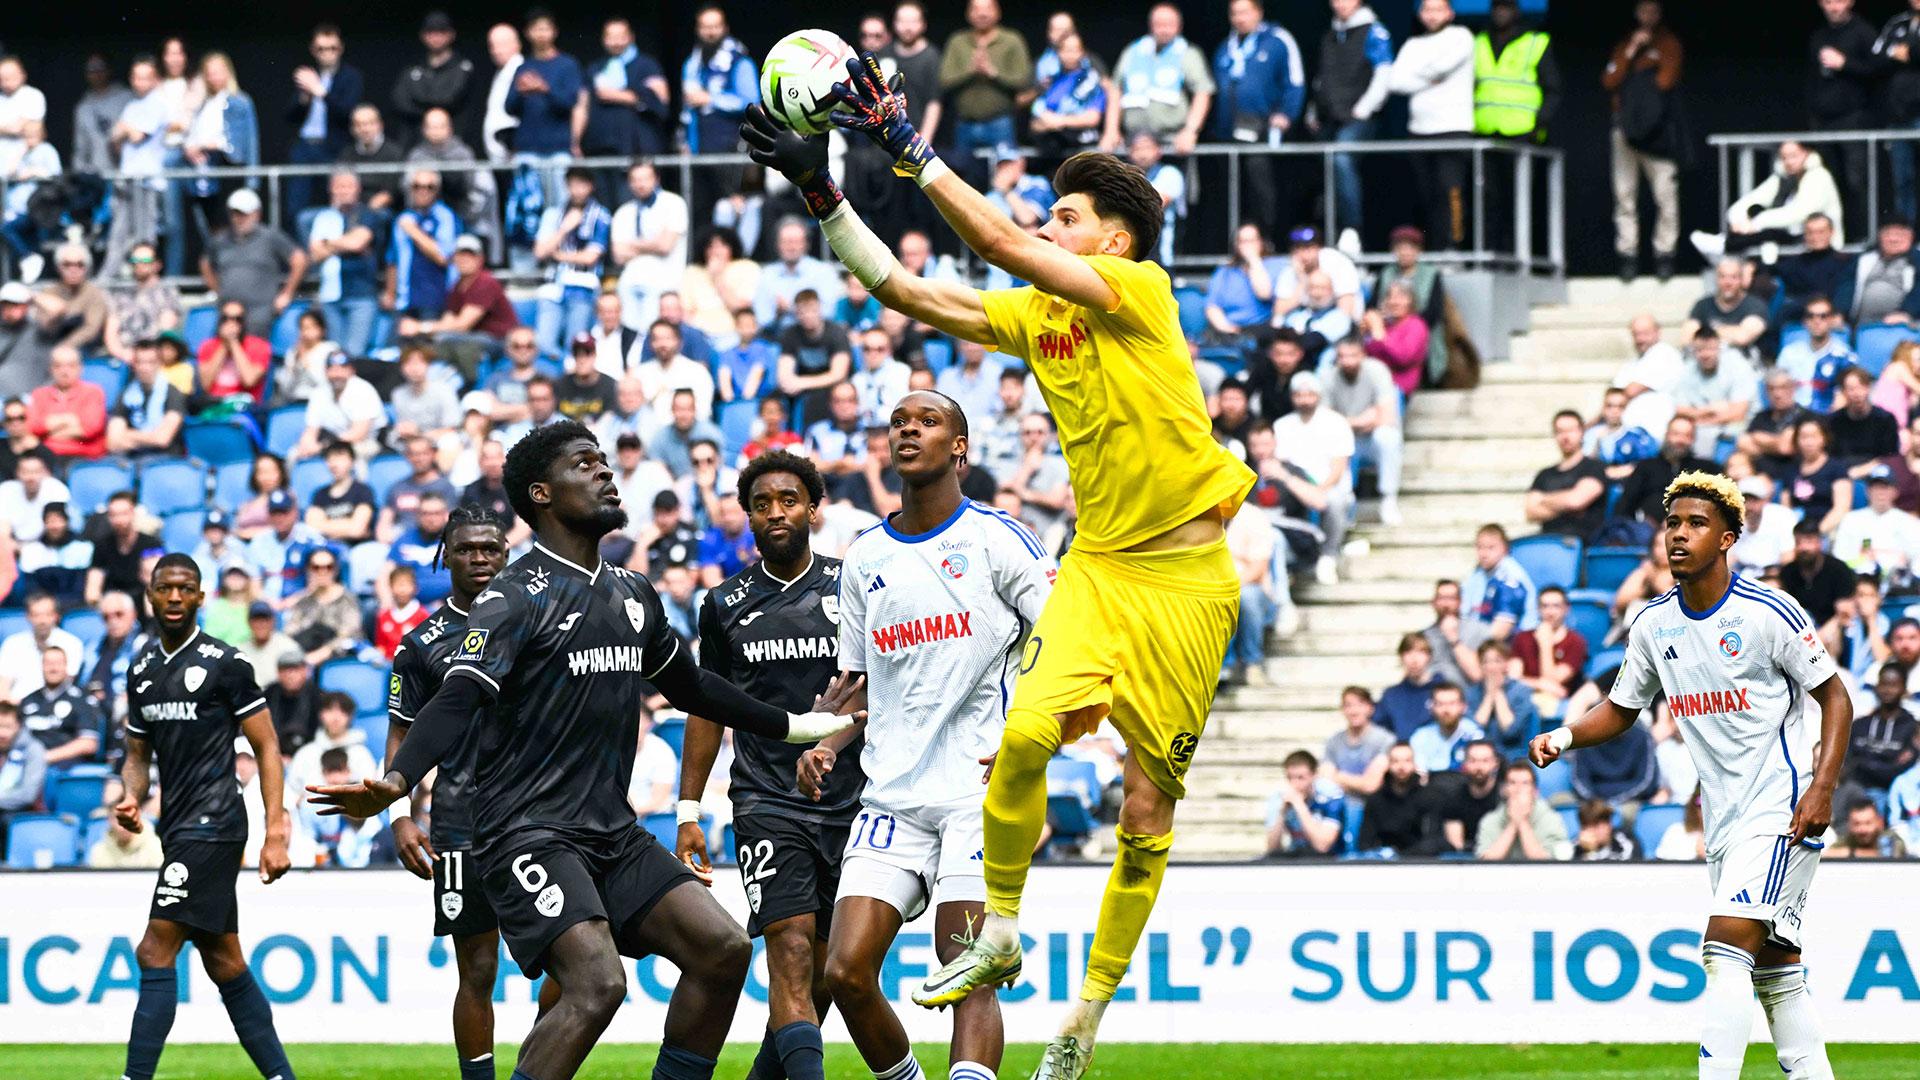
[512,853,549,893]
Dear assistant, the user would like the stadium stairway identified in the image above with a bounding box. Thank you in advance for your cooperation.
[1186,276,1702,859]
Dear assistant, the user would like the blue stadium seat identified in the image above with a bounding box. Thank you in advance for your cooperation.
[0,608,28,642]
[182,420,258,466]
[137,459,209,517]
[269,301,310,358]
[182,304,219,353]
[513,297,540,329]
[318,659,390,717]
[1046,757,1100,811]
[5,813,80,868]
[1199,346,1247,377]
[719,400,760,460]
[1583,547,1644,593]
[1556,805,1582,839]
[82,814,110,855]
[61,610,107,657]
[160,509,205,554]
[1854,323,1920,378]
[355,713,390,760]
[1173,285,1207,340]
[1586,646,1626,679]
[1634,802,1685,855]
[212,460,254,513]
[654,717,686,759]
[641,811,679,849]
[48,768,110,817]
[290,457,332,506]
[347,541,389,595]
[368,310,396,353]
[1564,599,1613,652]
[1535,760,1574,803]
[922,338,954,372]
[67,460,133,520]
[718,823,738,866]
[264,404,307,458]
[82,357,129,402]
[366,454,412,508]
[1509,534,1581,592]
[1778,322,1810,354]
[1046,793,1097,855]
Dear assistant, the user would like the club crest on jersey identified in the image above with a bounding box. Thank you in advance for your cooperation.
[440,889,464,920]
[941,554,969,579]
[1168,732,1199,777]
[1719,632,1743,659]
[535,883,564,918]
[746,882,762,913]
[821,595,842,625]
[453,629,490,661]
[625,597,648,634]
[184,666,206,693]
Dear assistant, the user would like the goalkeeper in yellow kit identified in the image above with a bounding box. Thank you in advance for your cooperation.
[744,55,1256,1080]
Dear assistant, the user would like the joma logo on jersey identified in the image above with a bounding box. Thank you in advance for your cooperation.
[1669,687,1752,718]
[140,701,199,723]
[566,645,655,676]
[741,636,837,664]
[870,612,973,653]
[1035,320,1088,360]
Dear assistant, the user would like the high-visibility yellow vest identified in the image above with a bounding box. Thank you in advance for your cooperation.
[1473,31,1549,138]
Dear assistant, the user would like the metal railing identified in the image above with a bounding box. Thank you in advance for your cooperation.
[1709,128,1920,246]
[3,137,1565,285]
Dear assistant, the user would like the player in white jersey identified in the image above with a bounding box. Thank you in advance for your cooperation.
[797,389,1054,1080]
[1533,472,1850,1080]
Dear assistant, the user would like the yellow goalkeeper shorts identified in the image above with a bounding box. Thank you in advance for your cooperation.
[1009,537,1239,800]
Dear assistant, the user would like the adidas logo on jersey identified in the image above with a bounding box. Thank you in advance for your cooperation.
[868,575,887,593]
[1663,645,1679,660]
[1731,890,1752,904]
[870,612,973,654]
[1668,687,1751,718]
[741,636,837,664]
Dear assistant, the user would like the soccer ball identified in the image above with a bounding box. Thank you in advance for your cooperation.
[759,29,854,136]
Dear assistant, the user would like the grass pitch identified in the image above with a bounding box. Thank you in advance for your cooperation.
[9,1042,1917,1078]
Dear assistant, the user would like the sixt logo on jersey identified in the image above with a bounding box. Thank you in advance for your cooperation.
[1035,319,1089,360]
[870,612,973,654]
[1668,687,1752,718]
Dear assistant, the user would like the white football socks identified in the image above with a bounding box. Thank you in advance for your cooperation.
[978,912,1019,954]
[1754,964,1834,1080]
[874,1052,924,1080]
[1698,942,1756,1080]
[949,1063,996,1080]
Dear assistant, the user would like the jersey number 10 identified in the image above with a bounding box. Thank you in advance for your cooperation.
[849,811,896,851]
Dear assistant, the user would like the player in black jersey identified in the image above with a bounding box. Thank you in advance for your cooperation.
[310,420,863,1080]
[674,450,864,1080]
[116,554,297,1080]
[384,505,557,1080]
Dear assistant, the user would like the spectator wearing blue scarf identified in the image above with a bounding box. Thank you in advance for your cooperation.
[532,168,611,358]
[584,17,672,160]
[1213,1,1305,236]
[1029,32,1107,163]
[385,169,461,323]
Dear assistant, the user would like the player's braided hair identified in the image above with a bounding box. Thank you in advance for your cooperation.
[502,419,598,524]
[736,449,826,508]
[433,503,507,572]
[1663,470,1746,538]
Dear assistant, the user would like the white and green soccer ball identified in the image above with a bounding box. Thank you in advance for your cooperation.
[759,29,854,136]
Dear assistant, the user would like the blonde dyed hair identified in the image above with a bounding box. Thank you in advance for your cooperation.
[1663,470,1745,537]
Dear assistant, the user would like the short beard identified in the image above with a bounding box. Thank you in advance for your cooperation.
[757,528,808,566]
[560,503,629,541]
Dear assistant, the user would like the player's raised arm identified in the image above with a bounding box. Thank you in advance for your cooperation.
[827,54,1120,314]
[741,104,995,345]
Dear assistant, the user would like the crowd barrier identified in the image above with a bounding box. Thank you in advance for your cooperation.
[2,862,1913,1044]
[3,137,1565,286]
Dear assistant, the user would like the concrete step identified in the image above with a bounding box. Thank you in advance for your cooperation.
[1300,577,1435,604]
[1217,684,1354,710]
[1404,412,1573,438]
[1186,764,1288,798]
[1278,627,1410,656]
[1362,492,1530,530]
[1562,276,1704,309]
[1287,600,1437,634]
[1479,357,1622,384]
[1262,654,1400,690]
[1402,438,1552,471]
[1210,714,1344,745]
[1400,470,1544,495]
[1407,387,1605,424]
[1201,737,1324,766]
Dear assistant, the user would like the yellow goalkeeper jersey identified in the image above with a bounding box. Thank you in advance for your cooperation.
[978,254,1255,553]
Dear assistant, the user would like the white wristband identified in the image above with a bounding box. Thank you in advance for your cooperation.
[786,710,854,744]
[1546,727,1574,755]
[913,155,951,189]
[674,799,703,826]
[820,202,901,292]
[390,796,412,824]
